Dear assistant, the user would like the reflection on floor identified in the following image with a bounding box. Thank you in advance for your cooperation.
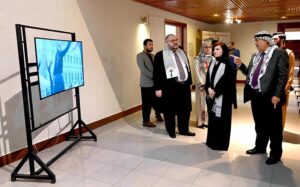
[1,84,300,187]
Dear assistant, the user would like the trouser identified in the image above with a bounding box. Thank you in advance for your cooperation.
[232,71,237,108]
[251,91,283,158]
[141,87,161,122]
[282,93,289,128]
[196,85,208,126]
[164,111,190,135]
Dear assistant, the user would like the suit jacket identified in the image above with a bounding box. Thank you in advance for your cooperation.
[153,50,192,113]
[239,48,289,103]
[137,51,155,87]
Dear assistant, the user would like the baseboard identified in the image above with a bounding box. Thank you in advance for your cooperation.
[236,80,246,84]
[0,105,142,167]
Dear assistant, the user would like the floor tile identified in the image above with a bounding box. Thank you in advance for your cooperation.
[135,158,172,176]
[152,177,191,187]
[193,170,234,187]
[116,170,159,187]
[88,165,131,184]
[163,163,202,183]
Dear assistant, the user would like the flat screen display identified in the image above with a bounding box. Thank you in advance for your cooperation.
[35,37,84,99]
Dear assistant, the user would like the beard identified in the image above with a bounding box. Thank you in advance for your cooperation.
[146,49,153,53]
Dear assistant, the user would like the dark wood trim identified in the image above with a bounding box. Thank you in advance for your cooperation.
[277,22,300,59]
[277,22,300,32]
[0,105,142,167]
[165,19,187,27]
[165,19,187,51]
[236,80,246,84]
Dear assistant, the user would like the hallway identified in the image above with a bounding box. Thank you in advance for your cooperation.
[0,84,299,187]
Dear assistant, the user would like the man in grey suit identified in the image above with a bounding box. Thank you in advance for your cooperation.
[137,39,163,127]
[234,31,288,165]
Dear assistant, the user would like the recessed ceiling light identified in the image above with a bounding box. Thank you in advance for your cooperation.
[212,13,220,17]
[281,16,287,19]
[235,19,241,24]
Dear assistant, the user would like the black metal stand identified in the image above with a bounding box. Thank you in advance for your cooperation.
[66,88,97,141]
[11,24,97,184]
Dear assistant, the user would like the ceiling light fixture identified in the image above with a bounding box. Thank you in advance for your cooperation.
[225,18,233,24]
[141,16,148,24]
[235,18,241,24]
[225,10,233,24]
[225,9,233,18]
[224,9,241,24]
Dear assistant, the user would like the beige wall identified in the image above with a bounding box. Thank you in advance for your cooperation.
[0,0,209,156]
[0,0,124,156]
[77,0,210,107]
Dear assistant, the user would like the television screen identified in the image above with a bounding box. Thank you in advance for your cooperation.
[35,38,84,99]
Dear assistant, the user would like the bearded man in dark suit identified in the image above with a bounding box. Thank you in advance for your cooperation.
[153,34,195,138]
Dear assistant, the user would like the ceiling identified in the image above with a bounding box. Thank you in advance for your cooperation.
[134,0,300,24]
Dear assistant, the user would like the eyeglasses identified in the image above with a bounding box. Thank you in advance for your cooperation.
[167,39,178,43]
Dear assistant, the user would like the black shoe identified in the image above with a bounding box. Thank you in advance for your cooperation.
[265,157,281,165]
[197,124,205,128]
[169,134,176,138]
[143,122,156,128]
[246,148,266,155]
[203,124,208,128]
[155,115,164,122]
[179,131,196,136]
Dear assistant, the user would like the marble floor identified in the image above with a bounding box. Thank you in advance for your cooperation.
[0,84,300,187]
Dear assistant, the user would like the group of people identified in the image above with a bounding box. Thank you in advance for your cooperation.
[137,30,295,165]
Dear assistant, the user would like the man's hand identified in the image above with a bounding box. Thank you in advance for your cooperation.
[156,90,162,97]
[197,84,204,91]
[271,96,280,109]
[208,87,215,99]
[230,55,242,66]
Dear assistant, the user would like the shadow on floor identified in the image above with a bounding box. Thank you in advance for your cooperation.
[283,131,300,144]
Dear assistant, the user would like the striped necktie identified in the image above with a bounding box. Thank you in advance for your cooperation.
[173,51,186,81]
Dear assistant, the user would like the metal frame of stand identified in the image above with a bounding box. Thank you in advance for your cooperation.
[11,24,97,184]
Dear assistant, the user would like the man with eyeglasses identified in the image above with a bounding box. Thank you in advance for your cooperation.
[153,34,195,138]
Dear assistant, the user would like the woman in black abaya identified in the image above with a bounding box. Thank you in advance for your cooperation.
[205,42,235,151]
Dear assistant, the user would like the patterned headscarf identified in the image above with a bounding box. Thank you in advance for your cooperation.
[272,32,286,39]
[254,31,274,45]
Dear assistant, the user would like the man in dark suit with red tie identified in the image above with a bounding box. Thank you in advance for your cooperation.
[234,31,288,165]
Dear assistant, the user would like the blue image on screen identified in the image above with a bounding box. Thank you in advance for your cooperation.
[35,38,84,99]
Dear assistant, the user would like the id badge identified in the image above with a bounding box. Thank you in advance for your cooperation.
[166,67,178,79]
